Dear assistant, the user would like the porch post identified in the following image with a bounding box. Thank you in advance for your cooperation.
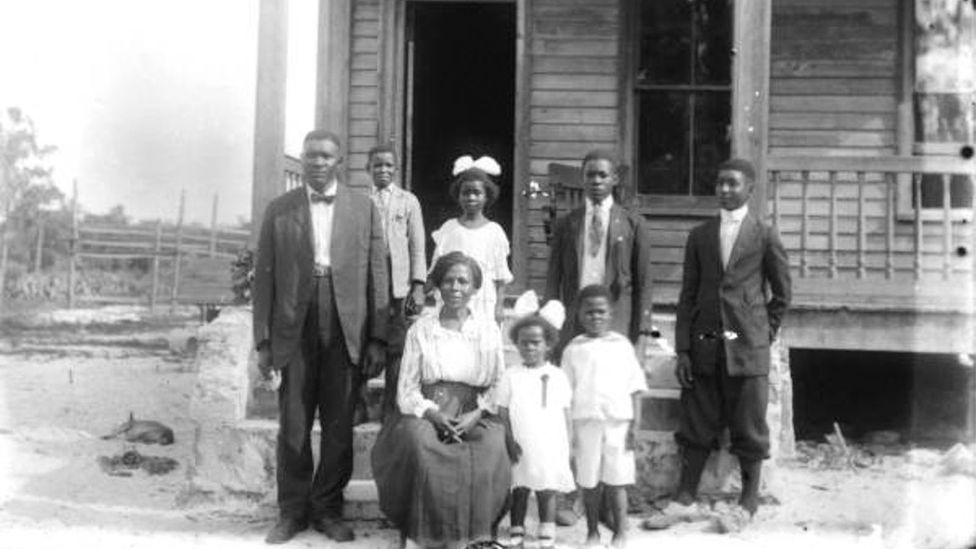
[315,0,351,145]
[251,0,289,245]
[732,0,772,217]
[512,0,531,291]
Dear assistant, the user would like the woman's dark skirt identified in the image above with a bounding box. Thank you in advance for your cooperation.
[371,383,511,546]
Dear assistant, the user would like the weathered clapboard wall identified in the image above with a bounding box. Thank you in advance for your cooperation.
[347,0,382,185]
[769,0,899,157]
[767,0,973,308]
[768,0,900,284]
[525,0,623,293]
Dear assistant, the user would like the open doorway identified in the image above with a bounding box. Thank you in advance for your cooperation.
[404,1,516,260]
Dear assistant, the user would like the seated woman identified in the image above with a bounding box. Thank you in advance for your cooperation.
[372,251,511,549]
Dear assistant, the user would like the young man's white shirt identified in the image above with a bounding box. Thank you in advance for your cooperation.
[720,203,749,269]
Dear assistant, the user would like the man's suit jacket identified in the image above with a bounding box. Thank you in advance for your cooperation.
[253,185,389,368]
[545,204,654,342]
[371,184,426,299]
[675,213,791,377]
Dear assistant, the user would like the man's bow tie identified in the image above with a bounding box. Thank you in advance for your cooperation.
[309,192,335,204]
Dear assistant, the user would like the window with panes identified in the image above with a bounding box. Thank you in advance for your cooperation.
[913,0,974,210]
[635,0,733,197]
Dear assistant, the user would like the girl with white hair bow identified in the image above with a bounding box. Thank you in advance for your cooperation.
[429,155,514,323]
[495,291,575,549]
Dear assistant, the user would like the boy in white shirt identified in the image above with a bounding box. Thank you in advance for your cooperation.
[562,284,648,547]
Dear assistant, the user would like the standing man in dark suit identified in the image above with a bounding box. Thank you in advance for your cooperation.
[670,158,791,528]
[253,130,389,544]
[544,149,654,526]
[545,149,655,358]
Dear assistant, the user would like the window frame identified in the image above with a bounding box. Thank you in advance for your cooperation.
[623,0,771,218]
[895,0,975,222]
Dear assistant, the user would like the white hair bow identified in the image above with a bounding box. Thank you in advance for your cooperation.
[452,155,502,177]
[512,290,565,330]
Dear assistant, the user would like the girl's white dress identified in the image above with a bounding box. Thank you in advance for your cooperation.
[495,362,576,491]
[431,219,513,321]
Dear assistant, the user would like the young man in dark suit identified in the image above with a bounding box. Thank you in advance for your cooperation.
[544,149,654,526]
[253,130,389,544]
[545,150,655,358]
[669,158,791,528]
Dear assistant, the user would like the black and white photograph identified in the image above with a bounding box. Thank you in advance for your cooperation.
[0,0,974,548]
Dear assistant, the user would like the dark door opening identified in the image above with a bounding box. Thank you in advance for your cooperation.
[405,2,516,261]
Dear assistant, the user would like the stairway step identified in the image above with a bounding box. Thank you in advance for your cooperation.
[237,419,380,480]
[351,422,380,480]
[344,479,383,520]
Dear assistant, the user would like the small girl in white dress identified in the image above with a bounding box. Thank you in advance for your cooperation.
[495,293,574,549]
[430,155,513,323]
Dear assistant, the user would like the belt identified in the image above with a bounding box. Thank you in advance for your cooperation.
[312,264,331,277]
[696,330,739,341]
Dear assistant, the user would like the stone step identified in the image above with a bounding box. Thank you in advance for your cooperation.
[344,479,382,520]
[210,419,384,519]
[236,419,380,480]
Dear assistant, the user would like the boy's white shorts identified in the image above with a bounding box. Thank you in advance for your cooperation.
[573,419,635,488]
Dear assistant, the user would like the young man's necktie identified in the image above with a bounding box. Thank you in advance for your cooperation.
[588,207,603,256]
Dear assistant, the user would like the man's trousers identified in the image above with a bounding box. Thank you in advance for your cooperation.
[277,272,361,519]
[675,344,770,461]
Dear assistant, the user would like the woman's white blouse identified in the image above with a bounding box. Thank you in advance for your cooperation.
[397,312,505,418]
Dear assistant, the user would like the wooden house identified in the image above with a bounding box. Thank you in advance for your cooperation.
[251,0,974,438]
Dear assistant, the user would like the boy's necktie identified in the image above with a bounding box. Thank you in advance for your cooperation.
[377,190,390,234]
[588,206,603,256]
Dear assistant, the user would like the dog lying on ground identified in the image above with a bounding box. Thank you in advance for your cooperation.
[101,412,174,445]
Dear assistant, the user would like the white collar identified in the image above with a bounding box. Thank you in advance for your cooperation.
[720,203,749,224]
[585,194,614,215]
[306,181,338,199]
[372,183,397,196]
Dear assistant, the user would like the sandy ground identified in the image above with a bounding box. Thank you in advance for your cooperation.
[0,305,974,549]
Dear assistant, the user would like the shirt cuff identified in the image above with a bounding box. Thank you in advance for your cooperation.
[412,400,438,419]
[477,394,497,415]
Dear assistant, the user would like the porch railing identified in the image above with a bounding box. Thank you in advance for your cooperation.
[284,155,302,191]
[767,155,974,311]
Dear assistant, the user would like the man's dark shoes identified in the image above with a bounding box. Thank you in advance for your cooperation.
[312,516,356,542]
[265,517,308,544]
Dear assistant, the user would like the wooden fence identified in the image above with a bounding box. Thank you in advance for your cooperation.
[68,188,249,311]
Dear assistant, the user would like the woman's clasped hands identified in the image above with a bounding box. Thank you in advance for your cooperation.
[423,408,485,444]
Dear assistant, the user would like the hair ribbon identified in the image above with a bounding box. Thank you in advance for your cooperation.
[512,290,565,330]
[452,155,502,177]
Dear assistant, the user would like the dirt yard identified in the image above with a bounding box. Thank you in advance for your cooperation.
[0,305,973,549]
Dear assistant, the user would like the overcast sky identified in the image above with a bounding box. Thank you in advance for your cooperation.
[0,0,317,226]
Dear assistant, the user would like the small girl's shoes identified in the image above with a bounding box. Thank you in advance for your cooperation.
[507,526,525,548]
[537,522,556,549]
